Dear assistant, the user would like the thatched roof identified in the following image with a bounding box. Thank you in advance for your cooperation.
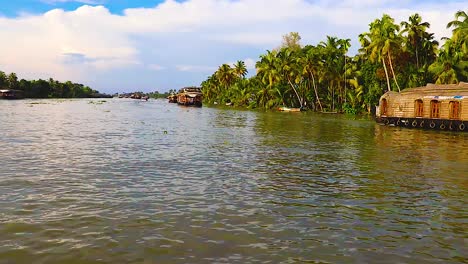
[178,87,202,94]
[400,82,468,95]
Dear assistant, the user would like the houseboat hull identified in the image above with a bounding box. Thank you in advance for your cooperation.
[376,82,468,132]
[377,116,466,131]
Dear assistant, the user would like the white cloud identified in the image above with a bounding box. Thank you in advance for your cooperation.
[0,0,465,92]
[148,64,166,71]
[228,58,256,70]
[244,58,256,71]
[176,65,217,72]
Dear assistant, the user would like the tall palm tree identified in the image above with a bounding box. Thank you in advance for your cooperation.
[319,36,343,110]
[339,38,351,104]
[301,45,323,111]
[216,64,235,90]
[447,10,468,54]
[256,50,280,88]
[361,14,402,92]
[233,60,248,79]
[429,38,464,84]
[401,13,431,69]
[277,48,304,108]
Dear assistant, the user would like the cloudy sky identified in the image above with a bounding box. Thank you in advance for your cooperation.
[0,0,466,93]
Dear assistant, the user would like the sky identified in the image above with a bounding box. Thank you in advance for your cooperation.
[0,0,466,93]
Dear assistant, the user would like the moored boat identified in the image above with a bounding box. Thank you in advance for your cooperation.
[176,87,202,107]
[167,94,178,103]
[376,82,468,131]
[0,89,23,99]
[278,106,302,112]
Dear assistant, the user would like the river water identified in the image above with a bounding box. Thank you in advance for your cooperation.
[0,99,466,263]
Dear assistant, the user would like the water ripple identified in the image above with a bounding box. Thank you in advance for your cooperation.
[0,99,466,263]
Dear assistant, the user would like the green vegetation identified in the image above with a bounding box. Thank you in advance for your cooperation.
[0,71,110,98]
[201,11,468,114]
[147,89,177,99]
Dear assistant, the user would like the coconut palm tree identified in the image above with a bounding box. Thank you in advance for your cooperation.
[401,13,431,69]
[319,36,343,110]
[300,45,323,111]
[277,48,304,108]
[233,60,248,79]
[361,14,402,92]
[429,38,464,84]
[216,64,235,90]
[256,50,281,89]
[447,10,468,54]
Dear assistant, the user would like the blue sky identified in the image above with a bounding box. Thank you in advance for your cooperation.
[0,0,466,93]
[0,0,162,17]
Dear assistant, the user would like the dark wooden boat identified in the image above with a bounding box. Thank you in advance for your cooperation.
[0,89,23,99]
[376,82,468,131]
[177,87,202,107]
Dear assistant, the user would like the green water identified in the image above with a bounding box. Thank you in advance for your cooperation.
[0,99,466,263]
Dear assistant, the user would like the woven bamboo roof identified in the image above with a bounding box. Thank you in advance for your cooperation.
[400,82,468,96]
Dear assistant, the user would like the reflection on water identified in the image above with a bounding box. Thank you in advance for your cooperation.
[0,99,467,263]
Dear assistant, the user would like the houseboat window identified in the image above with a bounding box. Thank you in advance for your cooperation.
[414,99,424,117]
[430,100,440,118]
[449,101,461,119]
[381,99,388,116]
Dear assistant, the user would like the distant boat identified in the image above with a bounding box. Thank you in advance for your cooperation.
[0,89,23,99]
[177,87,202,107]
[278,106,302,112]
[130,93,142,100]
[167,94,177,103]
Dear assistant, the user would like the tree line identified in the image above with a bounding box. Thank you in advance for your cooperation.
[0,71,110,98]
[201,11,467,114]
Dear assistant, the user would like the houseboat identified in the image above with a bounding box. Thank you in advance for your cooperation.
[376,82,468,131]
[0,89,23,99]
[177,87,202,107]
[167,94,177,103]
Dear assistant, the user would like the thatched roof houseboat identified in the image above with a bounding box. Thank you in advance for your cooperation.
[376,82,468,131]
[177,87,202,107]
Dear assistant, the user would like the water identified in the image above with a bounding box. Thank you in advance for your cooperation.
[0,99,466,264]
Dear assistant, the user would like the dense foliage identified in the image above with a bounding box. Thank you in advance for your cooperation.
[0,71,109,98]
[201,12,468,114]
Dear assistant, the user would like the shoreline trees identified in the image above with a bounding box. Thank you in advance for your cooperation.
[0,71,110,98]
[201,11,467,114]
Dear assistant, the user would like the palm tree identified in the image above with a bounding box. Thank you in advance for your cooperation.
[233,60,248,79]
[300,45,323,111]
[447,10,468,54]
[216,64,235,89]
[429,38,463,84]
[277,48,304,108]
[319,36,343,111]
[401,13,431,69]
[361,14,402,92]
[256,50,280,89]
[339,38,351,104]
